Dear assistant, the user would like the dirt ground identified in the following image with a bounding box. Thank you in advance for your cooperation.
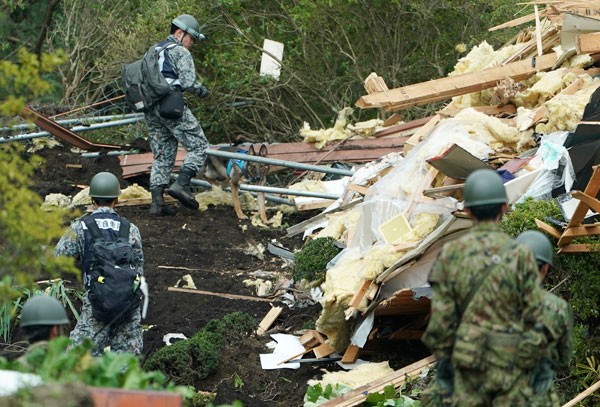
[19,142,428,406]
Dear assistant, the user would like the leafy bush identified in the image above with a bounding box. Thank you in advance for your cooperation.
[144,312,257,386]
[293,237,342,283]
[0,337,191,396]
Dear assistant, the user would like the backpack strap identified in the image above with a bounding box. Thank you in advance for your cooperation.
[82,216,102,240]
[118,218,130,239]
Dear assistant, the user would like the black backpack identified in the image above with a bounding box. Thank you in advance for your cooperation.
[121,42,179,112]
[83,216,142,324]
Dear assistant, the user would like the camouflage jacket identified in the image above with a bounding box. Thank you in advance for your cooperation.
[421,222,543,361]
[163,34,206,95]
[54,206,144,278]
[540,290,573,369]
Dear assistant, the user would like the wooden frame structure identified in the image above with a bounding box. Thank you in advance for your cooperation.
[536,165,600,253]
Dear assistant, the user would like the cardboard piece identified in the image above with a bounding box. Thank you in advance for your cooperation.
[260,39,284,80]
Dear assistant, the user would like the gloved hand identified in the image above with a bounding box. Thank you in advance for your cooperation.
[195,85,209,98]
[436,357,455,396]
[530,357,554,394]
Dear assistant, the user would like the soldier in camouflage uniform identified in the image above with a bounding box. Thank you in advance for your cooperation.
[146,14,210,216]
[517,230,574,406]
[55,172,144,356]
[421,169,545,406]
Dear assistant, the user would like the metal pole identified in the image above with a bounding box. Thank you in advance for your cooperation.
[0,117,144,144]
[207,149,355,177]
[0,113,144,132]
[189,178,340,200]
[189,178,294,205]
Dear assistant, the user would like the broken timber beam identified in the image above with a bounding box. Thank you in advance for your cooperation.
[318,355,436,407]
[578,32,600,55]
[167,287,273,302]
[355,53,558,112]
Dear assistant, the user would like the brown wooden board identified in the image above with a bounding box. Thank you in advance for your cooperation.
[355,53,558,111]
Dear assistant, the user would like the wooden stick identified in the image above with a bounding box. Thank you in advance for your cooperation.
[562,380,600,407]
[167,287,273,302]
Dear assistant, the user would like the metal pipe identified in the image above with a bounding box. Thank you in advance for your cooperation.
[189,178,294,205]
[0,113,144,132]
[0,117,144,144]
[207,149,355,177]
[190,177,339,200]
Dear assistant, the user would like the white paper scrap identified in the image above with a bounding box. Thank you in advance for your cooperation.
[259,333,305,370]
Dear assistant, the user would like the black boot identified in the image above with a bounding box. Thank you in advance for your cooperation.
[167,166,199,209]
[149,185,177,216]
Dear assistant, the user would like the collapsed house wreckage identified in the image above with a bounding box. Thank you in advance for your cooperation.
[5,1,600,404]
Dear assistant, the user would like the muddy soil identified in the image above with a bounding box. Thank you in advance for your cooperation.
[17,142,427,406]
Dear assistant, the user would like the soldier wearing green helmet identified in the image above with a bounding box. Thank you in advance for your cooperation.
[517,230,573,406]
[20,295,70,343]
[17,295,70,367]
[421,169,545,406]
[144,13,211,216]
[55,172,145,357]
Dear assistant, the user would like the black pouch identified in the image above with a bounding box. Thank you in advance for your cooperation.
[159,89,184,120]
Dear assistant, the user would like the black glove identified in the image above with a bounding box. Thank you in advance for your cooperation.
[195,85,209,98]
[530,357,554,394]
[436,357,455,396]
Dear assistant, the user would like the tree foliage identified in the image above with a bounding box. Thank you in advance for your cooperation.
[0,144,78,302]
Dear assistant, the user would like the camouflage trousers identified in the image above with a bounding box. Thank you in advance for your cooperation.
[69,292,143,357]
[146,105,209,188]
[452,366,535,406]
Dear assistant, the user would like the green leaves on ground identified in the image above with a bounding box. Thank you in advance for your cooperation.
[304,383,419,407]
[293,237,341,283]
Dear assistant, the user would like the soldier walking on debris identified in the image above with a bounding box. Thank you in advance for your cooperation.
[517,230,574,406]
[421,169,546,406]
[55,172,145,356]
[147,14,210,216]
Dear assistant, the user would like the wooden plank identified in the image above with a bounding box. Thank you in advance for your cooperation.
[356,53,558,112]
[374,116,434,137]
[388,329,425,340]
[344,280,373,320]
[559,165,600,246]
[318,356,436,407]
[89,387,183,407]
[404,115,441,154]
[558,244,599,253]
[296,200,334,211]
[535,219,563,240]
[578,32,600,54]
[313,342,336,359]
[256,306,283,335]
[167,287,273,302]
[347,183,370,195]
[341,344,360,364]
[571,190,600,213]
[562,224,600,237]
[300,330,325,348]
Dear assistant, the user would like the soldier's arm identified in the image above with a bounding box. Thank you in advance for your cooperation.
[518,248,545,326]
[54,224,80,259]
[421,250,457,359]
[130,223,144,276]
[169,47,205,94]
[557,301,574,369]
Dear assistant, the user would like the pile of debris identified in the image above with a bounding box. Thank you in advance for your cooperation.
[284,2,600,385]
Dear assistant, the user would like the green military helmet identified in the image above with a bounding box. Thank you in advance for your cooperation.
[20,295,69,328]
[463,169,508,208]
[172,14,205,42]
[517,230,554,266]
[89,171,120,198]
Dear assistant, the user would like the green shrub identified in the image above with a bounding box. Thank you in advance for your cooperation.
[144,312,257,386]
[293,237,342,283]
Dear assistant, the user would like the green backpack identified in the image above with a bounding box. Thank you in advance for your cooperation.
[121,42,179,112]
